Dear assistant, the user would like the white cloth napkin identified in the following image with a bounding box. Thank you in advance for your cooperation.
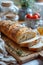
[0,37,19,65]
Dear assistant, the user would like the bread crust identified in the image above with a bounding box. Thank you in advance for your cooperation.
[29,46,43,52]
[29,41,43,51]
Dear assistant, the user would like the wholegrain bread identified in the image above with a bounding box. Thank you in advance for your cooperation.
[0,20,36,45]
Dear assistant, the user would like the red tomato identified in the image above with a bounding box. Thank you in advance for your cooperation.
[32,15,38,19]
[26,14,32,19]
[33,13,40,18]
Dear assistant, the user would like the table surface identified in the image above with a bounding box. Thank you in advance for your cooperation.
[0,54,43,65]
[23,59,43,65]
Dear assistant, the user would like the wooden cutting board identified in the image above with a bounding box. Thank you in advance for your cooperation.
[1,34,43,64]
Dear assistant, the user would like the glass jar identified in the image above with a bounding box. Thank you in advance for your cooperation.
[18,7,32,21]
[25,18,40,29]
[1,1,14,12]
[37,20,43,35]
[37,26,43,35]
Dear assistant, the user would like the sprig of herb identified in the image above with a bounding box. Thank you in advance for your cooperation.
[19,0,35,8]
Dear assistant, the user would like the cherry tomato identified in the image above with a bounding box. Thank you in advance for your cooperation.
[33,13,40,18]
[26,14,32,19]
[32,15,39,19]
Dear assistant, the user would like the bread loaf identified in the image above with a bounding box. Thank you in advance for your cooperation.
[0,20,36,45]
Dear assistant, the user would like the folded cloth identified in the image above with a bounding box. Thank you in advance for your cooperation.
[0,37,18,65]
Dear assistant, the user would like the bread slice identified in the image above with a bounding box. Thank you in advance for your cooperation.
[19,36,41,47]
[29,41,43,51]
